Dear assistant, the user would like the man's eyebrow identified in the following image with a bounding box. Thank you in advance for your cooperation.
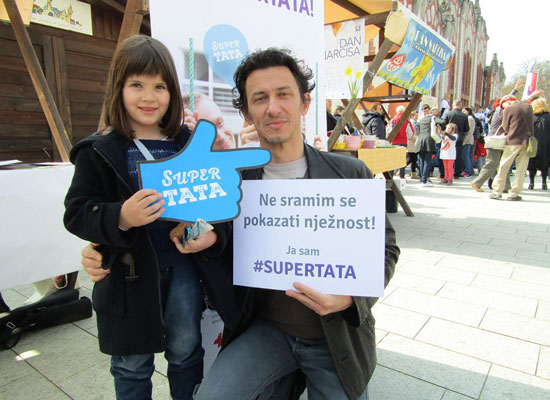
[250,85,293,97]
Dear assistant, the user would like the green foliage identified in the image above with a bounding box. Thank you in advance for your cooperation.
[506,59,550,100]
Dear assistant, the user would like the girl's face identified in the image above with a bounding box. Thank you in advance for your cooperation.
[122,74,170,138]
[446,126,454,134]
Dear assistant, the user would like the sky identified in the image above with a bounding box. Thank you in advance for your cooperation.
[481,0,550,82]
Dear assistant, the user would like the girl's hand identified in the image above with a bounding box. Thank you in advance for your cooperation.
[183,108,198,131]
[172,230,217,254]
[119,189,164,230]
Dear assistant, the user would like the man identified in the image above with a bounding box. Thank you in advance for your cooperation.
[361,102,386,139]
[443,100,469,178]
[82,49,399,399]
[193,48,399,400]
[489,96,534,201]
[183,93,236,149]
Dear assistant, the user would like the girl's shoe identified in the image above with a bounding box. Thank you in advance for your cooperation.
[447,179,453,185]
[440,178,448,184]
[528,183,534,190]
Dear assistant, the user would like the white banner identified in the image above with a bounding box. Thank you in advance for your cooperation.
[233,179,386,297]
[149,0,325,145]
[324,18,365,99]
[0,165,86,290]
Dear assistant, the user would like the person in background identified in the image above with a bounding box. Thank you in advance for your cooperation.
[461,107,476,178]
[527,98,550,190]
[183,93,237,149]
[440,92,451,118]
[388,105,414,179]
[443,100,469,179]
[489,96,534,201]
[416,107,445,187]
[362,102,386,139]
[407,111,419,179]
[439,123,458,185]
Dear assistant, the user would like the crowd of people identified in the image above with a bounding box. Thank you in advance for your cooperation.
[327,79,550,200]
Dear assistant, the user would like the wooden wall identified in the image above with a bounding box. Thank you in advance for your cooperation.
[0,5,150,162]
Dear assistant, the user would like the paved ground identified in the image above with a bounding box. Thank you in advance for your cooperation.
[1,174,550,399]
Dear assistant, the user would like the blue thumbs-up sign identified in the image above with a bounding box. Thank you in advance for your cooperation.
[138,120,271,223]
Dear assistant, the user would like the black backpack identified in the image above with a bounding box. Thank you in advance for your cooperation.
[0,289,92,349]
[473,116,483,140]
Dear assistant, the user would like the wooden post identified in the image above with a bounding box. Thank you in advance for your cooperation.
[2,0,72,161]
[98,0,149,130]
[328,38,393,151]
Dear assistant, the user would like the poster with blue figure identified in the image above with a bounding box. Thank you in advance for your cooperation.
[377,11,454,95]
[138,120,271,223]
[203,24,249,86]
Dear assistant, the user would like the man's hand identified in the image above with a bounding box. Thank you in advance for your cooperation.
[82,243,108,283]
[172,230,218,254]
[286,282,353,316]
[119,189,164,230]
[239,124,259,145]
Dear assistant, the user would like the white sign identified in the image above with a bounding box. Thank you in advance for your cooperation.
[324,18,365,99]
[234,179,386,297]
[0,165,86,290]
[149,0,325,144]
[31,0,93,36]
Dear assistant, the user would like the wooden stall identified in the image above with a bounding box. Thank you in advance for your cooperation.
[0,0,149,162]
[325,0,454,216]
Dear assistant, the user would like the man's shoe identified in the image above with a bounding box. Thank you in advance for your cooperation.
[543,183,548,190]
[471,183,483,192]
[423,181,433,187]
[507,196,522,201]
[489,194,502,200]
[528,183,534,190]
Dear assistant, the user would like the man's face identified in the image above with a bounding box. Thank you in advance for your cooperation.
[243,66,310,147]
[196,97,236,150]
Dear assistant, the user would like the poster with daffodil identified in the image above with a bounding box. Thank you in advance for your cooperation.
[324,18,365,99]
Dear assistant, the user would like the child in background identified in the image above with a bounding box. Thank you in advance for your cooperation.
[64,35,228,400]
[440,123,458,185]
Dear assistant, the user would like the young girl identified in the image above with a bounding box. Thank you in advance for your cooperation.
[440,123,458,185]
[64,35,229,400]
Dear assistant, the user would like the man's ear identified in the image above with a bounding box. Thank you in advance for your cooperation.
[301,93,311,116]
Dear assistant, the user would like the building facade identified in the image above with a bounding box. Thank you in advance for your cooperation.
[401,0,505,109]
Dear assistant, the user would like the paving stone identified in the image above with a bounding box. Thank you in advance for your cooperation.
[472,273,550,301]
[511,264,550,286]
[539,346,550,380]
[1,368,70,399]
[480,309,550,346]
[12,323,109,382]
[377,334,489,398]
[489,238,542,252]
[368,365,445,400]
[383,287,486,327]
[441,391,476,399]
[0,348,33,387]
[371,303,429,338]
[0,288,28,309]
[416,318,540,374]
[473,227,528,241]
[457,241,518,257]
[437,282,537,317]
[375,328,388,344]
[537,301,550,322]
[57,358,170,399]
[480,365,550,400]
[385,271,445,295]
[436,256,514,278]
[398,262,477,285]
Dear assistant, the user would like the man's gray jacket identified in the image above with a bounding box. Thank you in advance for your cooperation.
[223,144,400,399]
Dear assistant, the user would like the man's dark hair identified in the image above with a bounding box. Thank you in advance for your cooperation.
[232,48,315,115]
